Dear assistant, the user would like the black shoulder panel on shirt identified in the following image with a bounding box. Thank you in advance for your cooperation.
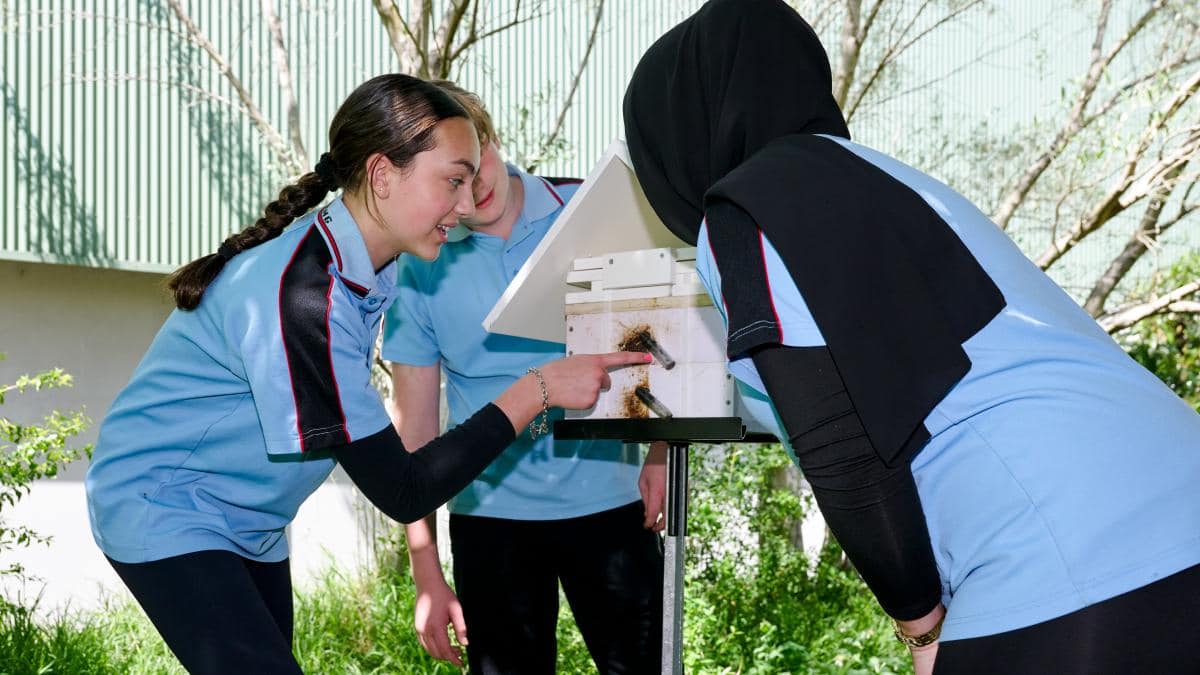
[279,225,350,451]
[539,176,583,186]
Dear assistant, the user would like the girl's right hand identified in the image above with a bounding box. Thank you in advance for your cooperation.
[538,352,652,410]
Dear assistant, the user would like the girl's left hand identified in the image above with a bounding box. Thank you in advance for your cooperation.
[910,642,938,675]
[639,442,668,531]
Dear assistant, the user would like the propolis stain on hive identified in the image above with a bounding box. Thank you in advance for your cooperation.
[617,324,654,353]
[620,370,651,418]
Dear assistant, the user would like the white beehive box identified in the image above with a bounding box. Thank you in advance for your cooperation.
[563,247,734,420]
[484,139,768,429]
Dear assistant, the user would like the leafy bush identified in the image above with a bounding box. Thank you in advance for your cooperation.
[0,356,92,582]
[685,442,909,674]
[1120,255,1200,410]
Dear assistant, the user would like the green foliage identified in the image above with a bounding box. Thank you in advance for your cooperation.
[0,355,92,581]
[0,565,599,675]
[684,443,910,674]
[0,599,180,675]
[1120,255,1200,410]
[0,439,903,673]
[291,566,454,674]
[503,89,574,174]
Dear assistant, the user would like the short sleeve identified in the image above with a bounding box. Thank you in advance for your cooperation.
[695,219,826,349]
[380,258,441,367]
[240,265,391,456]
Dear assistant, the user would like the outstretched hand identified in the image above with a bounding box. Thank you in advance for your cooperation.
[539,351,652,410]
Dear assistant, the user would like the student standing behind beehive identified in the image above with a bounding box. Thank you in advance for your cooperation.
[382,81,667,675]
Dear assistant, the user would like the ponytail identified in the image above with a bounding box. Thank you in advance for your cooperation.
[166,170,332,310]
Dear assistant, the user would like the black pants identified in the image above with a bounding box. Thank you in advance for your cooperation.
[449,500,664,675]
[934,562,1200,674]
[108,550,301,674]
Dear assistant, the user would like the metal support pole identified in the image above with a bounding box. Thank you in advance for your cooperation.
[661,441,689,674]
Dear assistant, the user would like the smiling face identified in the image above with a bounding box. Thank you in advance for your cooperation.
[370,117,481,261]
[461,140,512,230]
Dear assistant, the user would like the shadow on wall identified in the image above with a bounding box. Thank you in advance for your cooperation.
[142,0,269,231]
[2,82,110,267]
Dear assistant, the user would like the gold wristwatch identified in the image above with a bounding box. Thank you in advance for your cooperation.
[892,614,944,649]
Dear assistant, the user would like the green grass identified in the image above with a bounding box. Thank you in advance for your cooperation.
[0,566,599,675]
[0,542,903,673]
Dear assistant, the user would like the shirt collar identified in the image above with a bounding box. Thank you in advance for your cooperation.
[513,163,566,224]
[313,196,396,295]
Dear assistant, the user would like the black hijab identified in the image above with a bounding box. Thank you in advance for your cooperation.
[623,0,1005,463]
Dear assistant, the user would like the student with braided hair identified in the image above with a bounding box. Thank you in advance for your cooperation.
[84,73,649,674]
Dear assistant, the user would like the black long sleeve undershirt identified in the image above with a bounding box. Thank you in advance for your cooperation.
[331,403,516,525]
[751,345,943,621]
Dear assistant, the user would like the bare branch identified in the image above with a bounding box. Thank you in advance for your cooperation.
[373,0,430,75]
[1080,54,1200,130]
[1083,164,1189,316]
[1099,279,1200,333]
[1165,300,1200,314]
[992,0,1164,230]
[845,0,983,121]
[869,30,1030,107]
[449,1,546,63]
[843,0,919,121]
[1121,123,1200,206]
[858,0,886,43]
[1034,135,1197,271]
[432,0,471,78]
[802,1,840,36]
[527,0,605,172]
[832,0,862,108]
[886,0,983,66]
[261,0,306,167]
[373,0,410,70]
[165,0,299,174]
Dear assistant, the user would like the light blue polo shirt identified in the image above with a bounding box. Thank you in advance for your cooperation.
[86,197,396,563]
[382,164,641,520]
[696,135,1200,640]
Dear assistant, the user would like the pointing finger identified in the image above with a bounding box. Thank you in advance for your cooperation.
[598,351,654,368]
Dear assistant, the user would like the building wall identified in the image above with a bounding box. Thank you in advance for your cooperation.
[0,260,371,611]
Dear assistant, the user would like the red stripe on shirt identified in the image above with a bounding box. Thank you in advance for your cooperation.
[538,177,565,206]
[758,230,785,343]
[317,209,344,272]
[324,274,352,445]
[279,228,312,446]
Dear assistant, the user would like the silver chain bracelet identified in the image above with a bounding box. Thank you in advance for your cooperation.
[526,367,550,438]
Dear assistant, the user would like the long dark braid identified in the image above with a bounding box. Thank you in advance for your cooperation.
[166,170,332,310]
[166,74,468,310]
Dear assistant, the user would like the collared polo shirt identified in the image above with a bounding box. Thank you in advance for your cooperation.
[694,135,1200,640]
[382,164,641,520]
[86,196,395,563]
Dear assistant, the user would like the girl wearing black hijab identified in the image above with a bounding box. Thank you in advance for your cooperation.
[624,1,1200,673]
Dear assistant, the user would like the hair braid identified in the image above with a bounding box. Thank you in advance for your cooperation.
[166,171,330,310]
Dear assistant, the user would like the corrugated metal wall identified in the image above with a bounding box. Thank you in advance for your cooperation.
[0,1,713,272]
[3,1,1187,293]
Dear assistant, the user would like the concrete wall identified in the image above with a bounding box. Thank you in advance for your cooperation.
[0,260,373,613]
